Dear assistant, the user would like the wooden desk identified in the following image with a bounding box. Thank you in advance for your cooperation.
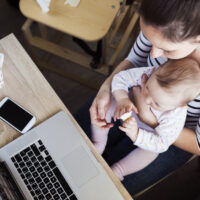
[19,0,120,89]
[0,34,133,200]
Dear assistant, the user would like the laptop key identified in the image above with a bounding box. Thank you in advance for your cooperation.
[20,151,26,157]
[45,155,52,162]
[44,177,50,184]
[33,171,39,178]
[30,166,35,172]
[70,194,78,200]
[39,145,45,152]
[53,194,59,200]
[30,190,35,197]
[39,182,45,189]
[41,172,46,178]
[31,183,38,190]
[44,166,50,172]
[22,167,28,173]
[38,140,43,145]
[44,150,49,155]
[49,161,56,169]
[23,155,29,162]
[25,172,32,179]
[42,187,48,195]
[50,188,56,195]
[38,155,43,161]
[53,168,73,195]
[24,179,28,185]
[15,154,22,162]
[37,167,43,173]
[24,147,31,153]
[28,151,34,157]
[14,162,19,168]
[60,193,67,199]
[47,183,53,190]
[35,161,40,168]
[50,177,56,183]
[36,177,42,183]
[45,193,52,200]
[35,189,41,195]
[26,161,32,167]
[38,194,45,200]
[31,156,37,163]
[11,157,15,162]
[19,162,25,168]
[31,144,40,156]
[27,185,32,191]
[28,178,35,184]
[57,187,63,194]
[54,182,60,189]
[47,171,53,177]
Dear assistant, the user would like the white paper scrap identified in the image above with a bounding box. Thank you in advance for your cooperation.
[120,111,132,121]
[64,0,80,7]
[36,0,51,13]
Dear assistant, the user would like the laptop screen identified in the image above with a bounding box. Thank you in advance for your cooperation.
[0,162,24,200]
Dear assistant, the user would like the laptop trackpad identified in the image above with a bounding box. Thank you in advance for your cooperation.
[62,146,99,188]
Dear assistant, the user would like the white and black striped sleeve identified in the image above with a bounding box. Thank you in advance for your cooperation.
[125,31,152,67]
[195,121,200,151]
[186,95,200,151]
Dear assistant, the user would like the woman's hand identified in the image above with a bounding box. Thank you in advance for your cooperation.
[89,83,113,129]
[130,86,158,128]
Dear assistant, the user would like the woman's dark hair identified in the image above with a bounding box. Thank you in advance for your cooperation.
[139,0,200,42]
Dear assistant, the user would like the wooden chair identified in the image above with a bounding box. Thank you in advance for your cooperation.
[105,0,140,72]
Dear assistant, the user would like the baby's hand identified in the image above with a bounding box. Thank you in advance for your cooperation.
[119,117,138,142]
[114,97,138,121]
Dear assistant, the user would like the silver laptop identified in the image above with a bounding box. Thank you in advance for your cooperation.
[0,111,124,200]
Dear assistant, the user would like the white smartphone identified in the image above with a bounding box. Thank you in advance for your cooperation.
[0,97,36,133]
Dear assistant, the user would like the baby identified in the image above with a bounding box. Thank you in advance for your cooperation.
[91,58,200,180]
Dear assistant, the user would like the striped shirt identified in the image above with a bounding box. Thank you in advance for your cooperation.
[125,31,200,151]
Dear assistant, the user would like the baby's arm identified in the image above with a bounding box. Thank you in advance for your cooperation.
[133,107,188,153]
[113,90,137,121]
[112,67,154,120]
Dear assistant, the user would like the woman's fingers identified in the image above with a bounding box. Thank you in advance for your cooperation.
[90,99,112,128]
[97,101,106,120]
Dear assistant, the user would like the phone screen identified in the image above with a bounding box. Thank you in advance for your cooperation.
[0,99,33,131]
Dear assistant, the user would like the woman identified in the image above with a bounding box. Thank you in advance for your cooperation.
[75,0,200,196]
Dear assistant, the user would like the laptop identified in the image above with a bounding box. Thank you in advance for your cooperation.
[0,111,124,200]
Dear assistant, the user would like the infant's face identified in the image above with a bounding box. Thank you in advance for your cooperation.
[141,73,182,112]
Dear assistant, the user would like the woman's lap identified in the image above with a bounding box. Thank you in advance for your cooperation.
[73,98,193,196]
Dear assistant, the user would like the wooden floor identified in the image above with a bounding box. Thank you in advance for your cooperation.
[1,1,200,199]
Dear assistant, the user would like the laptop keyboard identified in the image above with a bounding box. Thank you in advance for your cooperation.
[11,140,77,200]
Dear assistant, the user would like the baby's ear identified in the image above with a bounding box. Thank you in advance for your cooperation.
[141,73,149,87]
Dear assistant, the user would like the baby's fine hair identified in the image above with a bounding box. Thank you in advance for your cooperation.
[155,58,200,104]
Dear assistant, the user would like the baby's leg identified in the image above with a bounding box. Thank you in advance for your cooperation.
[111,148,158,180]
[91,98,116,154]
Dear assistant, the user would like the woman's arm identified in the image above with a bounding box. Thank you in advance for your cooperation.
[90,31,153,128]
[174,128,200,155]
[90,60,135,128]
